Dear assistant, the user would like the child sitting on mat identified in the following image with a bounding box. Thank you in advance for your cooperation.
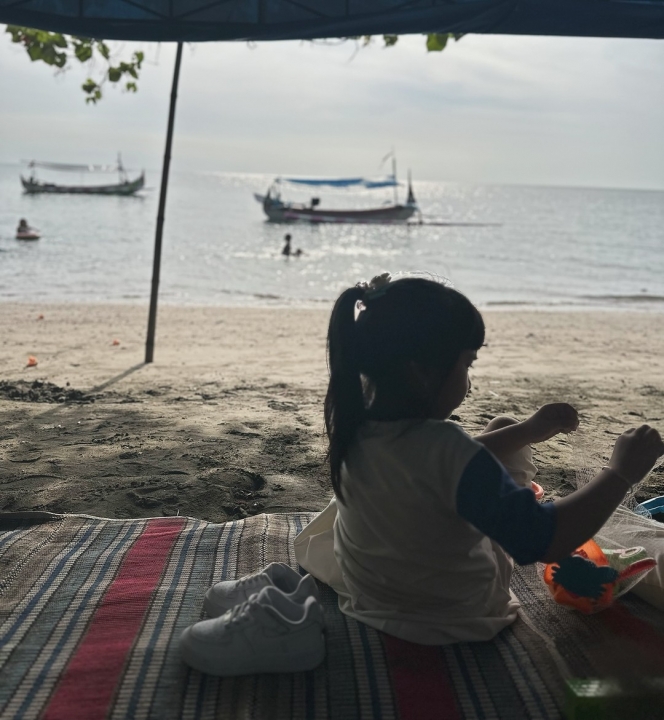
[294,273,664,644]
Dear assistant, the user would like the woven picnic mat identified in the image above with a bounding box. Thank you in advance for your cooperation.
[2,512,664,720]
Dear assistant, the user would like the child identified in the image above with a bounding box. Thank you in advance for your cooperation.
[295,274,664,645]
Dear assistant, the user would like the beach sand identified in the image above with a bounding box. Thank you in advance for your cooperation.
[1,303,663,522]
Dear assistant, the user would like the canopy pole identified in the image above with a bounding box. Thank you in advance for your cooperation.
[145,41,183,364]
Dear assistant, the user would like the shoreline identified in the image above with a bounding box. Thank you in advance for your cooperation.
[0,303,663,521]
[2,297,664,313]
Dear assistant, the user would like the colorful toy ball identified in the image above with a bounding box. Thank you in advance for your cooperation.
[543,540,656,614]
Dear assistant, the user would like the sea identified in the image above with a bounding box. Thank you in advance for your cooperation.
[1,163,663,311]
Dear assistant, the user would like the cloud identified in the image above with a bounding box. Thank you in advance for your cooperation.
[0,31,662,188]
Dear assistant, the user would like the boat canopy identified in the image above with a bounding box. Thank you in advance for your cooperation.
[281,176,398,189]
[0,0,662,42]
[25,161,122,173]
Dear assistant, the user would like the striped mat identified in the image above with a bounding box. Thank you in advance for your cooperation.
[2,513,664,720]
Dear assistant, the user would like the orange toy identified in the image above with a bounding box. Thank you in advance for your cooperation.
[544,539,656,614]
[26,355,38,367]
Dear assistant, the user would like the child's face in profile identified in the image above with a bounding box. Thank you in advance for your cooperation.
[433,349,477,419]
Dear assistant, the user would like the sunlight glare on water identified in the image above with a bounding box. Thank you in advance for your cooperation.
[0,164,662,310]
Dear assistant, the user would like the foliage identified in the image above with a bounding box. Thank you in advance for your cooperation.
[426,33,463,52]
[4,27,461,104]
[5,26,143,104]
[353,33,462,51]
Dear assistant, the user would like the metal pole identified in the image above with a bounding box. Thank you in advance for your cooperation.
[145,41,183,364]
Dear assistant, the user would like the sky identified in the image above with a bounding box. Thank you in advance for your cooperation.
[1,31,663,189]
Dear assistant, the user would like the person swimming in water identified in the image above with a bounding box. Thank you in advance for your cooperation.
[282,234,303,258]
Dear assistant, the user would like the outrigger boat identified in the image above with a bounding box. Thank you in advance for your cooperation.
[255,161,418,224]
[20,156,144,196]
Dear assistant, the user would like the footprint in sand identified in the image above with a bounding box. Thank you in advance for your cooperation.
[7,447,42,463]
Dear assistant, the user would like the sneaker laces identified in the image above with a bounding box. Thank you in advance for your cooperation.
[225,595,259,626]
[234,573,263,589]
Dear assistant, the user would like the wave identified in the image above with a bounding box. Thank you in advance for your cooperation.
[579,294,664,304]
[483,294,664,311]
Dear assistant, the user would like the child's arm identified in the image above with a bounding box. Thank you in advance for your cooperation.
[456,424,663,567]
[474,403,578,463]
[541,426,664,562]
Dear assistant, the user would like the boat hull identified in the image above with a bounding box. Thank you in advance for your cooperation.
[263,199,417,224]
[16,232,40,240]
[21,173,145,196]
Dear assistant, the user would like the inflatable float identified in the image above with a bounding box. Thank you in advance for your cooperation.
[16,228,40,241]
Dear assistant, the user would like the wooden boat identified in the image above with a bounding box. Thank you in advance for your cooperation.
[21,173,144,196]
[256,163,418,224]
[20,157,144,196]
[257,194,417,224]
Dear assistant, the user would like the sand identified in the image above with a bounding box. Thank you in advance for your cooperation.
[1,303,663,522]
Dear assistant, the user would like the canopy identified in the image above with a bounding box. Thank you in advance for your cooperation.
[1,0,663,41]
[283,176,399,188]
[25,160,121,172]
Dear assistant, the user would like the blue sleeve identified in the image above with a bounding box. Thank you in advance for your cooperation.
[456,447,556,565]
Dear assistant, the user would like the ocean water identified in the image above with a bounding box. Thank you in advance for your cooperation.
[1,163,662,310]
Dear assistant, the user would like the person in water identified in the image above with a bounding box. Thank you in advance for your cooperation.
[282,234,303,258]
[295,272,664,645]
[17,219,29,233]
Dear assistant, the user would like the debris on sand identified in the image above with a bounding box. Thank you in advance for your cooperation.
[0,380,95,404]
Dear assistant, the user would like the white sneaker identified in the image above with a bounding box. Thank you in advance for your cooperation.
[180,585,326,676]
[204,562,317,617]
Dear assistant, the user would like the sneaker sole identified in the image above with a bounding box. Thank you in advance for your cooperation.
[181,635,326,677]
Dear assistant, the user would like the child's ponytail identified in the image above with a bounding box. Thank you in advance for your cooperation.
[324,285,366,500]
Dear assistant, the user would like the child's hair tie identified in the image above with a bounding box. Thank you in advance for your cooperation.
[357,272,392,302]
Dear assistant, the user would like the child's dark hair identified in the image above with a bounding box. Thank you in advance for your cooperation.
[324,276,485,499]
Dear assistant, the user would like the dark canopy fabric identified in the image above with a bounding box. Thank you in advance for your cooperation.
[1,0,663,41]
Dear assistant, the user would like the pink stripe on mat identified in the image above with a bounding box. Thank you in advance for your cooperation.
[42,518,185,720]
[601,603,664,668]
[382,634,461,720]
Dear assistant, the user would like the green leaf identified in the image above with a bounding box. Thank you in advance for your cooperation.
[6,26,23,43]
[54,51,67,68]
[382,35,398,47]
[85,88,102,104]
[426,33,449,52]
[82,78,98,93]
[27,44,42,62]
[40,44,57,65]
[74,43,93,62]
[97,41,110,60]
[125,81,138,92]
[52,33,68,48]
[108,67,121,83]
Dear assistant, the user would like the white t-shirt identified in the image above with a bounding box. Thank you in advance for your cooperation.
[333,419,520,645]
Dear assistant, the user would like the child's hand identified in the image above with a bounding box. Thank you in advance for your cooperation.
[608,425,664,487]
[525,403,579,444]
